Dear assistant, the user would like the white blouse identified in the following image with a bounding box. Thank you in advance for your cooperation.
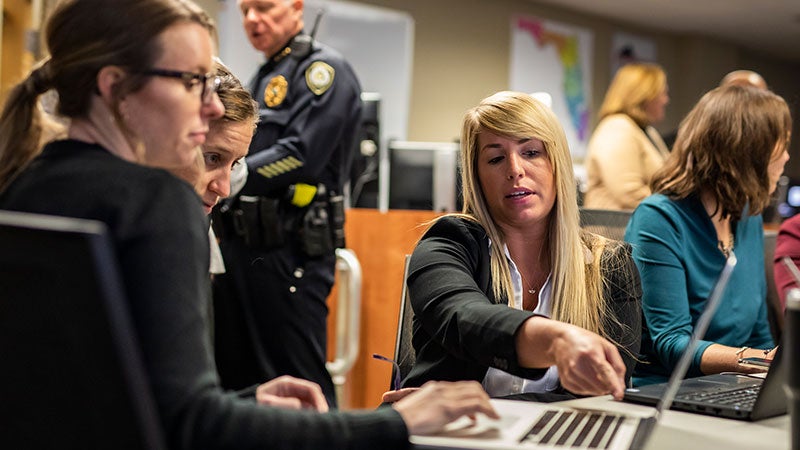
[481,243,559,396]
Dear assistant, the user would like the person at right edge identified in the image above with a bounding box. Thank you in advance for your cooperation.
[211,0,362,408]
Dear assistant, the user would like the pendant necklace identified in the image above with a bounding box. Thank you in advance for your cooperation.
[521,273,542,312]
[717,219,735,258]
[522,273,538,295]
[718,234,735,258]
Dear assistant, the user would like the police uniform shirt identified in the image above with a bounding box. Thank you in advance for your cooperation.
[241,34,362,198]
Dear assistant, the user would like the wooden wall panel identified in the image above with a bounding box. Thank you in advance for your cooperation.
[327,208,441,409]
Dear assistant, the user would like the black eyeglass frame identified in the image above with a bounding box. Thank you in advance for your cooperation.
[139,68,221,104]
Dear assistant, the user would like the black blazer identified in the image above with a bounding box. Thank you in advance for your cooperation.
[402,216,642,393]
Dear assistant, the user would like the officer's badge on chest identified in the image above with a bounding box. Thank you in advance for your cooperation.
[305,61,335,95]
[264,75,288,108]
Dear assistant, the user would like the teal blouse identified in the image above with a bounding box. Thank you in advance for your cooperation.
[624,193,774,386]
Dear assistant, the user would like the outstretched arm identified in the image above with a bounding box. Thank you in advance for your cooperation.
[515,317,626,400]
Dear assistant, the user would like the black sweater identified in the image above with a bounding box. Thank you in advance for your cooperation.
[0,140,408,450]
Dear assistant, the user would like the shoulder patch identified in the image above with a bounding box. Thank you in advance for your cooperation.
[305,61,335,95]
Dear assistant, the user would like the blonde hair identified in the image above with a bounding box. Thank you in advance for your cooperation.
[598,62,667,127]
[454,91,617,338]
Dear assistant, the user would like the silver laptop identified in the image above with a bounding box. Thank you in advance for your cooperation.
[410,254,737,449]
[623,254,787,421]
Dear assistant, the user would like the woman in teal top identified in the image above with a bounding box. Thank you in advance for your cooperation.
[624,85,791,386]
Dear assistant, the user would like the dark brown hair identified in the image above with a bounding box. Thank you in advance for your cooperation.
[651,85,792,220]
[0,0,215,192]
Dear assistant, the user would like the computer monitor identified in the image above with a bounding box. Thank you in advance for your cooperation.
[387,140,460,212]
[349,92,381,208]
[775,176,798,220]
[0,210,165,449]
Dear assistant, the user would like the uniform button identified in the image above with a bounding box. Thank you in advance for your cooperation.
[293,268,304,278]
[289,286,297,293]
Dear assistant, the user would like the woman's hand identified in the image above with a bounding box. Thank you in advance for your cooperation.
[392,381,499,435]
[549,324,627,399]
[381,387,419,403]
[255,375,329,412]
[517,317,626,400]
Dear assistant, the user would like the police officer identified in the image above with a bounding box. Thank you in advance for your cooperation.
[212,0,362,408]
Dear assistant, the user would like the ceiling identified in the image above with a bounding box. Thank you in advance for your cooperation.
[532,0,800,63]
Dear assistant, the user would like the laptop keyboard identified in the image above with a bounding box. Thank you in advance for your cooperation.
[677,384,761,408]
[521,409,624,448]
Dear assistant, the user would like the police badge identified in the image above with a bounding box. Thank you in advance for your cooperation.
[264,75,288,107]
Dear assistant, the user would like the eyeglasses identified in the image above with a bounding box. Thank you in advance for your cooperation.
[140,68,221,105]
[372,353,402,392]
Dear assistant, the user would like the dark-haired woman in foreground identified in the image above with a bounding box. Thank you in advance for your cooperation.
[0,0,496,448]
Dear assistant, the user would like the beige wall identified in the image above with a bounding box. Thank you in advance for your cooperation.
[344,0,800,174]
[7,0,797,169]
[196,0,220,25]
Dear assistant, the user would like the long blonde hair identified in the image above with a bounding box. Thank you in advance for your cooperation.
[455,91,614,337]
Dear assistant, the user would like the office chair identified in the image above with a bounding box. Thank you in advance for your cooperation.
[579,207,633,241]
[389,255,416,389]
[0,210,166,449]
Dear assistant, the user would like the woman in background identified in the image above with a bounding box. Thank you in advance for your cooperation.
[0,0,496,448]
[584,62,670,211]
[625,85,789,386]
[169,60,256,276]
[402,91,641,399]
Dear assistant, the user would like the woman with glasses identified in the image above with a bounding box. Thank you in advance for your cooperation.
[0,0,496,448]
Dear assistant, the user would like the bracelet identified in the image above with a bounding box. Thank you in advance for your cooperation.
[735,346,750,358]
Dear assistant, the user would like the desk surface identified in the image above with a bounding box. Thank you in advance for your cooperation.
[559,396,789,450]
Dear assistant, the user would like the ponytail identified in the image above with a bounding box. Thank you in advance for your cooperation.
[0,61,53,192]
